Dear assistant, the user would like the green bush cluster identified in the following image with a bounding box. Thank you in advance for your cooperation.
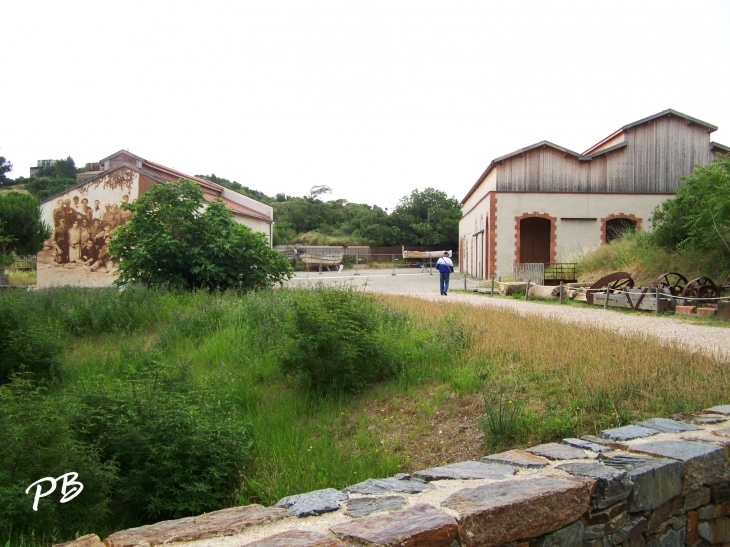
[73,371,252,521]
[0,378,117,540]
[279,286,413,394]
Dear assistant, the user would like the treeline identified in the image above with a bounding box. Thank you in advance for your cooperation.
[197,174,461,249]
[3,156,83,201]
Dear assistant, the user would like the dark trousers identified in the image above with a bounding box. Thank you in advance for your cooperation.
[439,272,450,294]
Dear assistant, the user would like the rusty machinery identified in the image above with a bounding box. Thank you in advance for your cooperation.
[585,272,635,305]
[586,271,729,311]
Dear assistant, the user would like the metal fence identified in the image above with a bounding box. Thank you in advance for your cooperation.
[9,255,37,271]
[513,263,544,285]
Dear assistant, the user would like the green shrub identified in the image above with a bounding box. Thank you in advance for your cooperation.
[279,286,410,395]
[0,299,62,384]
[72,369,253,522]
[0,377,117,540]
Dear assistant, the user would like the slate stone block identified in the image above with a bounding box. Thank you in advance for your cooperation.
[330,503,457,547]
[562,438,613,453]
[344,496,406,518]
[646,498,676,533]
[242,530,345,546]
[481,449,550,468]
[704,405,730,415]
[103,505,289,547]
[606,516,647,545]
[535,520,584,547]
[587,501,626,524]
[275,488,347,517]
[635,418,700,433]
[525,442,590,460]
[441,475,592,547]
[413,460,517,481]
[557,461,633,509]
[600,454,683,512]
[582,434,629,450]
[646,527,682,547]
[601,425,659,441]
[54,535,105,547]
[342,477,434,495]
[698,517,730,544]
[678,487,711,512]
[630,440,730,490]
[711,482,730,503]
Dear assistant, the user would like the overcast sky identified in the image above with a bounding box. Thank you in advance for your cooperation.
[3,1,729,210]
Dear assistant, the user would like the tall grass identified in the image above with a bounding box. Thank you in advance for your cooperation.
[2,286,728,545]
[576,231,729,285]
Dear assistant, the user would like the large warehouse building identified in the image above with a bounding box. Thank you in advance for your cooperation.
[459,109,730,280]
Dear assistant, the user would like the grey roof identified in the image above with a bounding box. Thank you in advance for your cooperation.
[623,109,717,132]
[492,140,590,163]
[98,149,147,164]
[711,141,730,153]
[586,141,628,159]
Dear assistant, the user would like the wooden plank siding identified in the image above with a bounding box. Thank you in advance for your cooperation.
[494,115,713,194]
[496,146,590,193]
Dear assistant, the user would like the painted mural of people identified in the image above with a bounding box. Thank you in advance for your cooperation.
[68,221,82,263]
[53,200,65,227]
[80,240,97,271]
[102,204,113,228]
[63,199,76,228]
[53,219,69,264]
[80,219,90,246]
[93,200,103,220]
[81,198,93,223]
[119,195,132,225]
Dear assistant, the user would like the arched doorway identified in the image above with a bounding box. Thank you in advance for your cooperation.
[605,217,636,243]
[519,217,551,264]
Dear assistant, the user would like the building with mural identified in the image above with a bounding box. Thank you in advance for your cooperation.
[37,150,274,288]
[459,109,730,280]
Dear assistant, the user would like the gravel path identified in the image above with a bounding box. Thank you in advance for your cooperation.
[285,270,730,362]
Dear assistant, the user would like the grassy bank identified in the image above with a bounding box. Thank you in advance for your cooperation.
[2,286,727,545]
[576,231,729,285]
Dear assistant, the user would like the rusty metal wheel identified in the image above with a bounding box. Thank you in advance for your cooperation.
[682,277,720,302]
[651,272,688,297]
[586,272,635,305]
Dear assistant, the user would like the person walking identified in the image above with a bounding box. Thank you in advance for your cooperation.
[435,252,454,295]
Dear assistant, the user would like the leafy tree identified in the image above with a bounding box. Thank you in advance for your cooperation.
[14,175,78,200]
[109,179,293,291]
[0,156,12,185]
[389,188,461,249]
[35,156,78,179]
[0,192,51,284]
[652,155,730,259]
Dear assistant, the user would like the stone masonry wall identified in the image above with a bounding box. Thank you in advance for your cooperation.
[58,405,730,547]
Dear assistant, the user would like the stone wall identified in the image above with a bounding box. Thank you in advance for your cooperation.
[57,405,730,547]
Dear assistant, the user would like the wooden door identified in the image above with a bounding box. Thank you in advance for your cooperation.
[519,217,551,264]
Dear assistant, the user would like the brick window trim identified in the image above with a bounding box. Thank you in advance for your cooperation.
[600,213,642,244]
[514,212,557,265]
[488,194,497,278]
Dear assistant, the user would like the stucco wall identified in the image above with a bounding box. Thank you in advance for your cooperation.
[492,192,670,278]
[37,169,140,288]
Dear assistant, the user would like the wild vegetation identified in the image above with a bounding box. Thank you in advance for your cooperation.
[2,285,727,545]
[578,155,730,284]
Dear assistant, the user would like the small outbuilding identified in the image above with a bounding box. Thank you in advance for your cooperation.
[459,109,730,280]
